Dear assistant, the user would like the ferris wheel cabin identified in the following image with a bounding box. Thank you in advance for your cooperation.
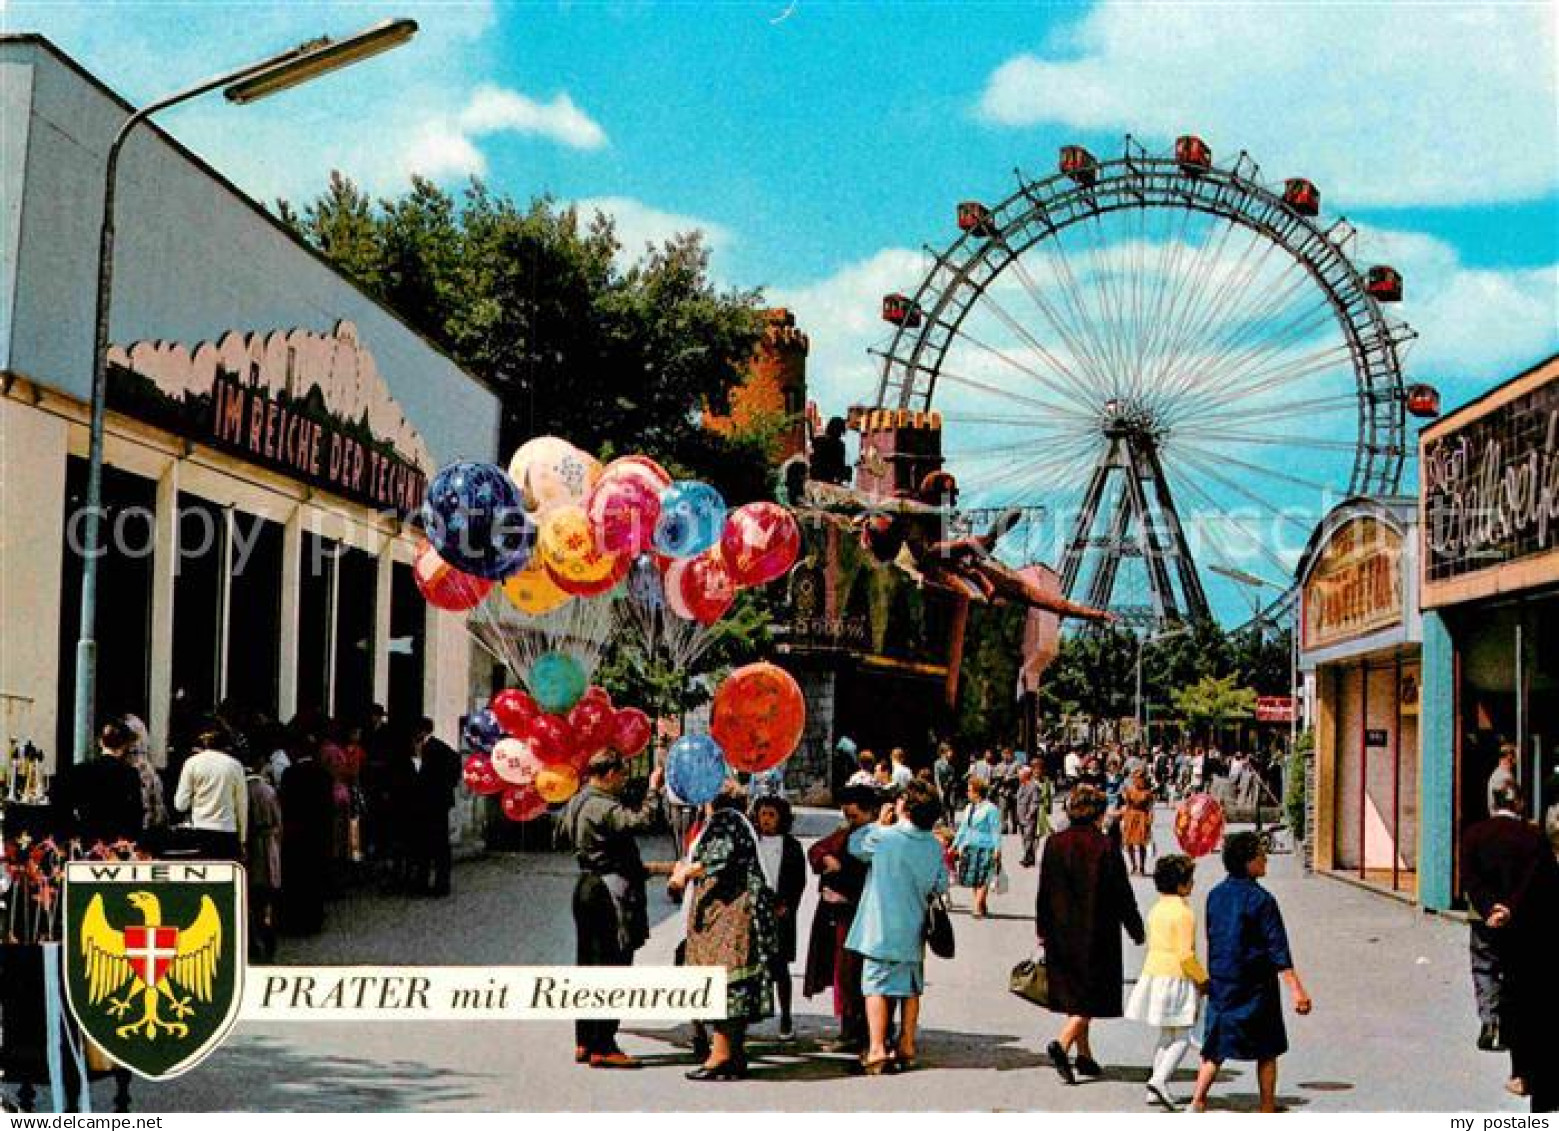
[1283,178,1321,217]
[1060,145,1098,187]
[882,293,923,328]
[958,201,996,238]
[1175,135,1213,174]
[1366,266,1403,302]
[1406,383,1441,418]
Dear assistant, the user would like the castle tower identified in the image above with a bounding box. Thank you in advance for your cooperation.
[705,308,809,461]
[848,406,945,499]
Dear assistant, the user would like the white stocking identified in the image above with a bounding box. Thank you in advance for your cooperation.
[1150,1026,1192,1091]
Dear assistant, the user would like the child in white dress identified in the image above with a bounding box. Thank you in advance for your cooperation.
[1125,853,1209,1110]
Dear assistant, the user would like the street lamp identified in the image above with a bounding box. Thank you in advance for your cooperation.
[1135,624,1192,741]
[73,19,418,765]
[1208,563,1299,755]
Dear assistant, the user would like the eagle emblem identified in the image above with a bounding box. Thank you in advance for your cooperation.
[80,891,222,1040]
[64,861,244,1079]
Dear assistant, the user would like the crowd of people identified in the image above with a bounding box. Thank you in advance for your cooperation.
[50,702,462,959]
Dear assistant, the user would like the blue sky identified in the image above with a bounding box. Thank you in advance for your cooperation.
[7,0,1558,615]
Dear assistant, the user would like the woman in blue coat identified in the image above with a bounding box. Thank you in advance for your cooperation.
[1191,831,1313,1112]
[951,777,1003,917]
[846,779,949,1074]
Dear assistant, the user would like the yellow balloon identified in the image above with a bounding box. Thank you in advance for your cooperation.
[538,504,615,583]
[508,436,601,515]
[502,563,572,615]
[535,763,580,804]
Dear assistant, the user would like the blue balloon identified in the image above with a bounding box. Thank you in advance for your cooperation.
[627,554,665,610]
[528,650,587,715]
[665,734,729,807]
[421,461,535,581]
[653,481,726,558]
[462,709,505,754]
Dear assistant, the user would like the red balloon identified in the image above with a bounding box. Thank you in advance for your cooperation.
[522,713,576,766]
[720,503,801,588]
[710,662,805,773]
[610,707,653,756]
[490,688,541,735]
[462,754,505,796]
[413,538,493,611]
[588,473,662,556]
[1174,794,1227,858]
[602,455,672,493]
[500,785,549,823]
[568,687,617,755]
[665,551,735,625]
[552,550,629,598]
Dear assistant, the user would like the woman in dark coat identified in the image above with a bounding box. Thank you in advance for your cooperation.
[279,719,335,936]
[1035,783,1145,1085]
[1191,830,1312,1112]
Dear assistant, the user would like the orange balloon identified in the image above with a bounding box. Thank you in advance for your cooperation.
[538,504,616,584]
[535,762,580,804]
[710,662,805,773]
[503,561,572,615]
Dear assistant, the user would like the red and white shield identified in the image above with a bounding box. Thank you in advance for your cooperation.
[124,926,179,988]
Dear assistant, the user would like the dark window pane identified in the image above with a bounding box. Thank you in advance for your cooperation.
[388,560,425,723]
[297,533,336,717]
[225,513,282,718]
[171,492,225,741]
[334,546,377,725]
[56,457,156,759]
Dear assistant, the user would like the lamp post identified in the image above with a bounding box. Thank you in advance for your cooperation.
[1135,624,1192,742]
[72,19,417,765]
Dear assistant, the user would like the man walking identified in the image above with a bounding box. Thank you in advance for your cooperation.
[174,719,248,861]
[933,744,958,823]
[1015,765,1044,867]
[1462,782,1559,1111]
[560,752,665,1068]
[397,717,462,897]
[1468,742,1522,1054]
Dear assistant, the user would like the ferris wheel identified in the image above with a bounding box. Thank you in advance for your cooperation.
[871,134,1440,629]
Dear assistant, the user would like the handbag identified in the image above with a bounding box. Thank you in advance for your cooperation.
[992,857,1010,896]
[925,891,955,959]
[1009,954,1051,1008]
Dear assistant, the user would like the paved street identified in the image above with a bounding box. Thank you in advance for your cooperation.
[84,808,1525,1112]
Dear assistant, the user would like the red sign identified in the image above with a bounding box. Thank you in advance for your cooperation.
[1256,696,1294,723]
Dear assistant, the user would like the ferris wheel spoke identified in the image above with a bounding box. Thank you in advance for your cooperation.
[1077,210,1139,396]
[1179,286,1339,406]
[1185,392,1360,429]
[1141,214,1252,405]
[1172,340,1357,423]
[1171,441,1341,493]
[1172,429,1361,453]
[1132,205,1202,403]
[1174,450,1324,533]
[1173,467,1308,582]
[1003,244,1115,397]
[932,358,1101,421]
[969,282,1113,412]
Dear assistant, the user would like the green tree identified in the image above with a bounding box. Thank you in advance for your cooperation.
[1171,674,1258,741]
[280,176,774,501]
[1038,625,1139,735]
[1228,624,1293,697]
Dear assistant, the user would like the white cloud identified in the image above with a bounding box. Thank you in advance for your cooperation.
[459,85,607,151]
[574,196,734,266]
[976,1,1558,207]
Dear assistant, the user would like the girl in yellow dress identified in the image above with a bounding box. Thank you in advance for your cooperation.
[1125,854,1208,1111]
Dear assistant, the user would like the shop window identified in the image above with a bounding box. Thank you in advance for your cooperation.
[225,513,282,719]
[297,532,336,717]
[171,493,225,743]
[56,458,156,759]
[333,545,377,727]
[388,560,426,724]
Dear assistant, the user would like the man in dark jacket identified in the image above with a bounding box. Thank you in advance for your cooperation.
[55,719,143,845]
[1015,765,1043,867]
[1462,783,1559,1112]
[1036,783,1145,1085]
[397,717,462,897]
[559,752,665,1068]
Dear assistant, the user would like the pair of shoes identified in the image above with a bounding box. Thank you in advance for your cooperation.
[1047,1041,1076,1086]
[860,1055,894,1076]
[691,1035,711,1061]
[589,1050,640,1069]
[574,1045,590,1064]
[1146,1084,1181,1111]
[777,1021,795,1042]
[892,1049,918,1072]
[686,1061,746,1081]
[1074,1054,1103,1078]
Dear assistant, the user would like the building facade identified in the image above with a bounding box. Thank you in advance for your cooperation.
[1417,353,1559,912]
[0,37,500,769]
[702,308,809,462]
[1297,496,1422,899]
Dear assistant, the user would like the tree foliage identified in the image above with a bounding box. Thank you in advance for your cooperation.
[280,174,774,502]
[1171,674,1258,739]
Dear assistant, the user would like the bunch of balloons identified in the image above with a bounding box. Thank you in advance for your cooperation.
[1174,793,1227,858]
[461,683,653,821]
[663,663,807,806]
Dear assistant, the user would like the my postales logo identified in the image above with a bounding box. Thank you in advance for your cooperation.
[63,861,245,1079]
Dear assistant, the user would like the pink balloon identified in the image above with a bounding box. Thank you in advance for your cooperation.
[664,552,735,625]
[491,738,544,786]
[501,785,550,823]
[587,474,662,556]
[601,455,672,493]
[720,503,801,588]
[610,707,653,756]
